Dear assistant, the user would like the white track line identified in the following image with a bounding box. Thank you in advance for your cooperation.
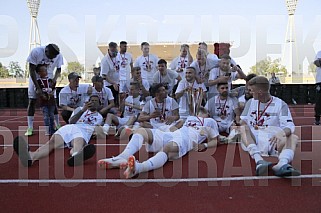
[1,140,321,148]
[0,174,320,184]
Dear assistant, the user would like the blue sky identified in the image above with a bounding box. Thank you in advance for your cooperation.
[0,0,320,73]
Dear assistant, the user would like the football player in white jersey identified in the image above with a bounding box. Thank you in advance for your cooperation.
[205,82,240,135]
[101,83,144,135]
[91,75,115,117]
[117,41,133,113]
[97,107,219,179]
[13,95,104,167]
[100,42,120,107]
[59,72,92,124]
[134,42,159,86]
[138,83,180,131]
[170,44,193,82]
[25,44,63,136]
[240,76,300,177]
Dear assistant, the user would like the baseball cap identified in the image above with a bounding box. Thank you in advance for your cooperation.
[91,75,104,83]
[68,72,82,80]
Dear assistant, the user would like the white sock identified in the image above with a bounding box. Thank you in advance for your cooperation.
[118,134,144,160]
[136,151,168,173]
[54,114,60,125]
[247,144,263,164]
[102,124,110,134]
[27,116,34,129]
[273,149,294,170]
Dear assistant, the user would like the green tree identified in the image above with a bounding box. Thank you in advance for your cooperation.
[66,61,84,74]
[0,63,9,78]
[250,57,287,76]
[59,61,84,84]
[8,61,24,78]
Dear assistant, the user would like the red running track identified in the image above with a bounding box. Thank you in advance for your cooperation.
[0,106,321,212]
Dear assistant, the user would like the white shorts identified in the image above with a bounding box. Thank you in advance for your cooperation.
[117,116,130,128]
[54,124,92,147]
[217,120,234,133]
[241,126,283,156]
[151,120,178,132]
[146,129,191,158]
[119,80,129,93]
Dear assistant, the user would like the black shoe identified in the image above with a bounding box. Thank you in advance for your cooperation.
[67,144,96,167]
[315,120,320,125]
[255,160,272,176]
[13,136,33,167]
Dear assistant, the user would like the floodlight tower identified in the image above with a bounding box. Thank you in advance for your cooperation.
[282,0,299,80]
[27,0,41,53]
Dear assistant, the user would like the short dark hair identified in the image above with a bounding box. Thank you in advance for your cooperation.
[150,83,165,97]
[46,44,60,56]
[108,42,117,48]
[217,82,228,88]
[141,42,149,48]
[91,75,104,83]
[35,64,46,73]
[131,66,141,73]
[120,41,127,45]
[89,94,101,105]
[158,59,167,66]
[248,76,270,92]
[198,42,207,47]
[185,66,196,73]
[245,73,257,82]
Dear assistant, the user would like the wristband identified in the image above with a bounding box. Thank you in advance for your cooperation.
[203,143,208,148]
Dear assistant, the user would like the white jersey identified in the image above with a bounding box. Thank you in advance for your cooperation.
[153,69,178,94]
[146,116,218,157]
[92,87,114,107]
[59,84,90,108]
[57,107,104,143]
[238,95,246,105]
[315,50,321,83]
[175,79,207,118]
[182,116,219,144]
[190,58,218,85]
[134,54,159,85]
[27,46,64,79]
[142,97,179,128]
[116,52,133,81]
[205,95,238,130]
[207,53,219,61]
[100,54,119,86]
[126,78,150,93]
[27,46,64,94]
[240,97,295,134]
[170,56,190,81]
[208,67,238,95]
[124,95,143,117]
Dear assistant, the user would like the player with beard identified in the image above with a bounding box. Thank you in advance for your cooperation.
[13,95,103,167]
[205,82,240,142]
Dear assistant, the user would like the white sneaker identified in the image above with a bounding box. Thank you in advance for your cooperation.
[123,156,137,179]
[102,124,110,135]
[97,156,127,169]
[227,129,240,143]
[219,135,228,144]
[109,125,117,135]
